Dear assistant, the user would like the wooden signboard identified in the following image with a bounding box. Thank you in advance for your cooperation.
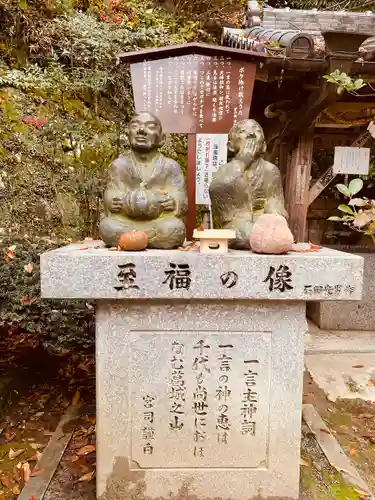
[130,53,256,236]
[195,134,228,205]
[131,55,256,134]
[333,146,370,175]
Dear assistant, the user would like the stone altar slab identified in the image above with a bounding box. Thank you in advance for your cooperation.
[41,243,363,301]
[307,250,375,330]
[40,244,364,500]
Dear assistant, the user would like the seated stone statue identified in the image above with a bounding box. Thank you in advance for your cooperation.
[209,119,287,250]
[100,112,188,249]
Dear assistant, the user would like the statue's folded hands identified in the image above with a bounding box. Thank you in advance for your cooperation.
[99,111,187,249]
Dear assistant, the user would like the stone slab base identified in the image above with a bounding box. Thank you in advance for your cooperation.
[96,300,306,500]
[307,251,375,331]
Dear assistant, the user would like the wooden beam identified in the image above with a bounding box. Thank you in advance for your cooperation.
[269,58,354,161]
[285,131,314,242]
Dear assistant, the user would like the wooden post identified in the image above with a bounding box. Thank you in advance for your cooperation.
[278,141,290,191]
[285,130,314,242]
[186,134,197,240]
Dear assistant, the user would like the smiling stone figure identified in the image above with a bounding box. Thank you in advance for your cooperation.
[99,112,188,249]
[209,119,288,250]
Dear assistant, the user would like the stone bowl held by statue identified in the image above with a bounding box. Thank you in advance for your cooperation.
[125,189,162,220]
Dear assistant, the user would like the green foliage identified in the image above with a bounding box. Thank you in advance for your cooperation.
[328,179,375,243]
[0,0,203,349]
[0,236,94,352]
[323,70,366,95]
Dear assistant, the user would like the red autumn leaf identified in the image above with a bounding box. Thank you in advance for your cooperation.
[34,118,47,129]
[23,116,35,125]
[20,297,36,305]
[352,365,364,368]
[30,497,37,500]
[114,16,122,24]
[6,245,16,259]
[1,476,10,488]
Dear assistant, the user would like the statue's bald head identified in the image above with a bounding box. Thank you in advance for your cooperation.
[128,111,165,152]
[227,118,266,160]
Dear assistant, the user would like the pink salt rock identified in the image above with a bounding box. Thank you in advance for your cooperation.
[249,214,294,254]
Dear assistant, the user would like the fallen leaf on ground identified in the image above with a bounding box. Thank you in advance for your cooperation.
[1,477,10,488]
[71,455,80,463]
[31,469,44,478]
[72,391,80,406]
[319,428,331,434]
[9,448,25,460]
[22,462,31,482]
[363,433,375,443]
[24,263,33,274]
[30,496,37,500]
[77,444,96,456]
[352,365,364,368]
[75,471,94,483]
[292,242,321,253]
[12,486,20,495]
[30,443,44,450]
[20,297,37,305]
[300,457,309,466]
[353,487,371,497]
[349,446,357,457]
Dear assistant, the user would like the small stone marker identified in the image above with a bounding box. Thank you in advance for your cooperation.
[193,229,235,254]
[333,146,370,175]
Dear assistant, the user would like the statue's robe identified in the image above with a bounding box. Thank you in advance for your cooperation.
[100,154,188,248]
[209,157,287,249]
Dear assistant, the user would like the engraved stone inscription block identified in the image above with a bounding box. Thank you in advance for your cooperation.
[129,332,271,469]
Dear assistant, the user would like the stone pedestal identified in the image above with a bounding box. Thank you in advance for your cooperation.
[307,247,375,330]
[40,244,363,500]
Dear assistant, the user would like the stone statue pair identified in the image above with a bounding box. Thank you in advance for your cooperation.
[100,112,287,250]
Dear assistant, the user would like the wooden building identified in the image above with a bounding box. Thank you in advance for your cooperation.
[223,2,375,243]
[119,7,375,242]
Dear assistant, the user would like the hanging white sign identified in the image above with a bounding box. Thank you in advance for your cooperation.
[195,134,228,205]
[333,146,370,175]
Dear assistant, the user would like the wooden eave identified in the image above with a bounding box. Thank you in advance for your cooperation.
[117,42,375,76]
